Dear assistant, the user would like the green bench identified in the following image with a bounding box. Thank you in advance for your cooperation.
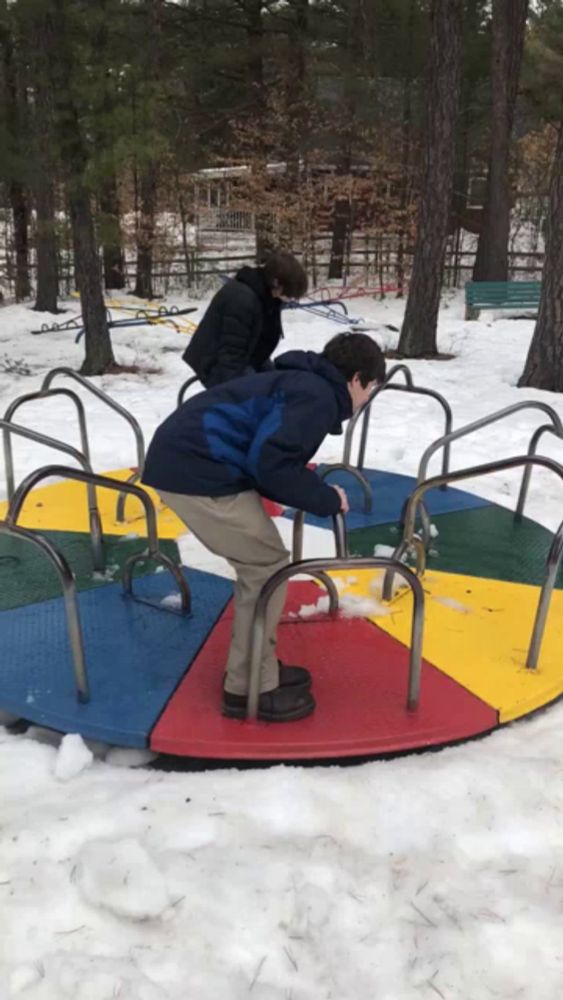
[465,280,541,320]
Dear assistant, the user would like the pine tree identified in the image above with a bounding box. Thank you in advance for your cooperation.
[398,0,463,356]
[473,0,529,281]
[47,0,114,374]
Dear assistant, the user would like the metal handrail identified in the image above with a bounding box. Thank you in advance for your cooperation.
[177,375,201,408]
[292,510,349,562]
[0,520,89,702]
[528,517,563,668]
[320,365,452,517]
[247,555,425,718]
[356,384,453,478]
[341,364,451,471]
[316,464,373,514]
[42,368,145,469]
[383,454,563,671]
[417,401,563,485]
[41,368,146,523]
[3,387,92,494]
[516,424,563,520]
[7,465,191,616]
[0,419,104,571]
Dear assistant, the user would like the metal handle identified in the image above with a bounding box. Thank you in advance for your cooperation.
[417,400,563,485]
[388,453,563,672]
[247,555,425,718]
[292,510,349,562]
[41,368,146,470]
[0,418,104,571]
[7,464,191,615]
[0,521,89,702]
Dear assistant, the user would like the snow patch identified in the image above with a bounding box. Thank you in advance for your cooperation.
[74,838,172,921]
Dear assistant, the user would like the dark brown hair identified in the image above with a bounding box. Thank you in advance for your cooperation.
[263,251,308,299]
[322,332,386,387]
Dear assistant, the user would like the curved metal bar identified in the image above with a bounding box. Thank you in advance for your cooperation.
[527,519,563,668]
[41,368,146,470]
[357,384,453,483]
[123,550,191,616]
[317,464,373,514]
[177,375,201,408]
[0,521,89,702]
[247,556,425,718]
[381,534,427,602]
[417,401,563,486]
[0,419,104,571]
[115,469,141,523]
[386,454,563,669]
[41,368,146,525]
[515,424,563,521]
[292,510,349,562]
[3,387,92,467]
[7,465,190,617]
[342,364,414,467]
[309,571,340,616]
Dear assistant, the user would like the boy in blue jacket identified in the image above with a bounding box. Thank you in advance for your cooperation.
[142,332,386,722]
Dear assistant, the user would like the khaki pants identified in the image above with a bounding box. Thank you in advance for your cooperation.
[159,490,289,695]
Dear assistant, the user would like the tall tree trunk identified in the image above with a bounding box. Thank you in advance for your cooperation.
[71,189,114,374]
[134,162,158,299]
[518,124,563,391]
[398,0,463,357]
[49,0,114,373]
[1,6,30,300]
[34,178,59,312]
[473,0,529,282]
[100,175,125,290]
[133,0,162,299]
[9,181,30,301]
[95,0,125,292]
[395,0,415,297]
[32,2,58,313]
[328,187,352,281]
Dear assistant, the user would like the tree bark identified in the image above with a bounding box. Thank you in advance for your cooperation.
[518,124,563,392]
[473,0,529,282]
[398,0,463,357]
[328,192,352,281]
[34,178,59,313]
[9,181,31,301]
[71,189,115,375]
[133,0,162,299]
[49,0,114,372]
[100,175,126,290]
[31,2,59,313]
[1,7,31,300]
[134,161,158,299]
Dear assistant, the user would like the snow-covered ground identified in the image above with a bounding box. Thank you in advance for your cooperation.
[1,290,563,999]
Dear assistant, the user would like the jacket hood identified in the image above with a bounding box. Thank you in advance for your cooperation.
[235,265,272,302]
[274,350,352,431]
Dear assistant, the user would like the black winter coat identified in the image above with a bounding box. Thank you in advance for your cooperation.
[182,266,283,387]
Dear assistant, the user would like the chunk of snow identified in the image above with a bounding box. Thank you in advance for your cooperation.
[54,734,93,782]
[160,592,182,610]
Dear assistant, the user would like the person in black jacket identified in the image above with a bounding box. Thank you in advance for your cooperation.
[143,332,386,723]
[182,251,308,388]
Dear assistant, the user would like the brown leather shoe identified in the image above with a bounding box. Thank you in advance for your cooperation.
[222,685,315,722]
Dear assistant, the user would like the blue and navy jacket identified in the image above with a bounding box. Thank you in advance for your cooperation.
[142,350,352,517]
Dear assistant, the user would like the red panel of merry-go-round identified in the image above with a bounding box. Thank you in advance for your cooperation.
[150,581,498,760]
